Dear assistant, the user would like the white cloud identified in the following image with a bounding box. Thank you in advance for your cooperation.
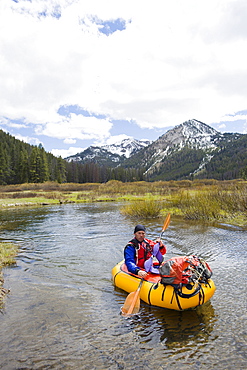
[64,138,76,144]
[51,146,86,158]
[35,114,112,141]
[0,117,28,129]
[1,0,247,149]
[217,113,247,123]
[14,133,43,147]
[243,123,247,134]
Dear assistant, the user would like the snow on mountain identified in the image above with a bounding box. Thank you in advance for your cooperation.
[152,119,221,153]
[101,138,151,158]
[141,119,224,175]
[174,119,221,148]
[65,137,151,164]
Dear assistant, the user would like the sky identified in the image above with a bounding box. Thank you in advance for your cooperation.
[1,0,247,158]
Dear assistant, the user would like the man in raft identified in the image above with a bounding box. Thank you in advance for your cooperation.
[124,224,166,278]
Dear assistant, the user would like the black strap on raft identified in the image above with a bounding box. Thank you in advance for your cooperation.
[168,285,198,310]
[147,285,153,305]
[174,290,183,310]
[113,270,122,285]
[175,283,201,299]
[147,283,159,305]
[169,287,183,310]
[161,285,166,301]
[198,286,205,306]
[170,289,175,305]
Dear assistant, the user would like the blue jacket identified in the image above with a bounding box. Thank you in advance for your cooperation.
[124,243,139,275]
[124,238,154,275]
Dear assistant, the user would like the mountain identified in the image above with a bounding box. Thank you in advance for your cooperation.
[65,138,151,167]
[124,119,219,170]
[66,146,124,167]
[123,119,245,180]
[101,137,151,158]
[65,119,247,181]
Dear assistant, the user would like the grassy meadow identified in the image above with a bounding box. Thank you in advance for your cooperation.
[0,179,246,227]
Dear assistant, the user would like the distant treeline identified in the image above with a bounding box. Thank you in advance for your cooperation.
[66,161,145,183]
[1,129,247,185]
[203,135,247,180]
[0,130,143,185]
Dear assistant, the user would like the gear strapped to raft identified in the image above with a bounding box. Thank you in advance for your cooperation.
[159,255,212,299]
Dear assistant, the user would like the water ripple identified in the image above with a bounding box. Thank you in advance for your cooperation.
[0,204,247,369]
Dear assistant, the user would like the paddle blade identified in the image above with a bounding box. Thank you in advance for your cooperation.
[121,280,143,317]
[121,291,141,316]
[162,213,171,232]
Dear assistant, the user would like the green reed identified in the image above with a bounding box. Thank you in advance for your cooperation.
[120,197,163,218]
[0,243,18,267]
[174,183,247,220]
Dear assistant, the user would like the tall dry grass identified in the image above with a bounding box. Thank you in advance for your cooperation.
[173,183,247,220]
[120,197,164,218]
[0,243,18,267]
[0,180,246,224]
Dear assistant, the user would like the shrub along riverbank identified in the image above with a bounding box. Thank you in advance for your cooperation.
[0,180,246,227]
[0,242,18,304]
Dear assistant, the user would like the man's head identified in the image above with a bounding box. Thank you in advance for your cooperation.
[134,224,146,242]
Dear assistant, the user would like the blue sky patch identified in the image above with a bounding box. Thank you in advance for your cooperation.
[38,6,61,19]
[96,18,128,36]
[58,105,105,120]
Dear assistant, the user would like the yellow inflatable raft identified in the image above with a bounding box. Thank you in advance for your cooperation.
[112,260,216,311]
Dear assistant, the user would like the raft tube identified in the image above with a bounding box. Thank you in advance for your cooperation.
[112,260,216,311]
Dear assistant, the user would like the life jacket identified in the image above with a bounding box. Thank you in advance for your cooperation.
[127,238,154,269]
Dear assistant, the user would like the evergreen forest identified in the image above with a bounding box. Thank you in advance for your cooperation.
[0,130,144,185]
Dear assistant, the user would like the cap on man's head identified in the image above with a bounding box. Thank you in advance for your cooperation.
[134,224,146,233]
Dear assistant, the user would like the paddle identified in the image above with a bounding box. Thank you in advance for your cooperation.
[121,279,143,317]
[160,212,171,241]
[121,214,171,317]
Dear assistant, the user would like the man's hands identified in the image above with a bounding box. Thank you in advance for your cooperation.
[138,270,147,278]
[155,237,164,247]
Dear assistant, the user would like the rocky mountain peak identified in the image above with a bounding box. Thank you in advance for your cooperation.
[65,137,151,165]
[180,119,219,136]
[133,119,226,176]
[155,119,221,150]
[101,137,151,158]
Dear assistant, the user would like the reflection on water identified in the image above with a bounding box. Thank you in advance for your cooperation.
[145,302,216,347]
[0,204,246,369]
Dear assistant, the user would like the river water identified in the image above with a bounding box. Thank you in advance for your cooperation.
[0,203,246,370]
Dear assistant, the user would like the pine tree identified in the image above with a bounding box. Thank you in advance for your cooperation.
[29,147,40,183]
[18,149,29,183]
[240,166,247,180]
[0,145,8,185]
[39,146,49,182]
[55,156,67,183]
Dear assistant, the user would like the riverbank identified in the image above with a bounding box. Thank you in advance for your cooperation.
[0,243,18,304]
[0,180,246,227]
